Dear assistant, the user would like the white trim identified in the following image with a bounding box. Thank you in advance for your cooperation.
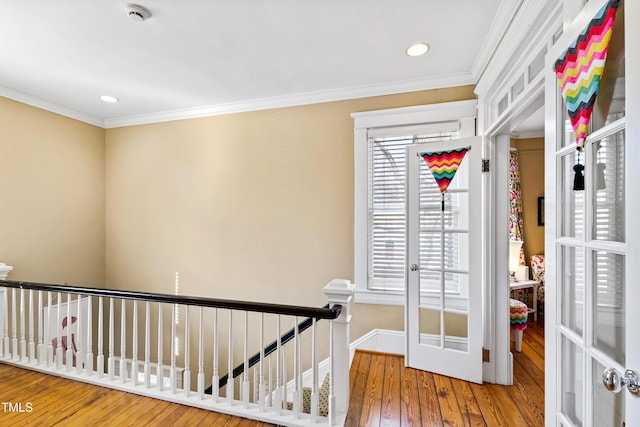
[0,86,105,128]
[471,0,526,82]
[352,100,477,306]
[105,74,474,129]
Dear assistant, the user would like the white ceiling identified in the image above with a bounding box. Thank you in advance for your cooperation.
[0,0,509,128]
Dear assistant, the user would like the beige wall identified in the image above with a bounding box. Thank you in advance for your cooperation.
[0,97,105,285]
[511,138,545,268]
[105,85,476,342]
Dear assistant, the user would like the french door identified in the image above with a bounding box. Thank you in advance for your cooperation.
[405,137,483,383]
[546,0,640,424]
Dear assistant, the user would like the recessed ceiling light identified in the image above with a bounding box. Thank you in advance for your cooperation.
[100,95,119,103]
[406,42,430,57]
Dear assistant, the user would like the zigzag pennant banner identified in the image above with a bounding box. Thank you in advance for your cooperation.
[420,146,470,194]
[555,0,619,148]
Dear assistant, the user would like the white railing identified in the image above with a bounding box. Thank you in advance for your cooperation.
[0,277,354,427]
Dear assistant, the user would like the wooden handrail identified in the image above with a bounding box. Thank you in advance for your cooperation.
[0,280,342,320]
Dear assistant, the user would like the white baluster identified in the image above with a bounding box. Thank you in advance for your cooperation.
[97,297,104,377]
[282,337,287,413]
[183,305,191,397]
[55,292,62,368]
[170,302,176,394]
[328,319,335,425]
[108,297,115,380]
[132,300,138,386]
[310,317,318,421]
[197,307,204,399]
[65,294,73,371]
[19,289,26,361]
[75,295,83,374]
[86,296,93,375]
[242,311,249,408]
[227,310,234,405]
[268,354,273,407]
[258,312,265,411]
[274,315,282,415]
[157,303,164,391]
[28,290,35,363]
[37,291,44,364]
[293,316,299,418]
[120,299,126,383]
[11,289,17,360]
[144,301,151,388]
[2,288,8,358]
[46,292,53,366]
[211,307,219,402]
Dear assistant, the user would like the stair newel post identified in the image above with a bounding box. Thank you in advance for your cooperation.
[274,314,282,415]
[55,292,62,368]
[37,290,44,364]
[197,306,204,399]
[212,307,219,402]
[183,305,191,397]
[132,300,138,385]
[227,310,234,405]
[242,311,249,408]
[65,293,72,370]
[323,279,355,425]
[75,294,83,374]
[144,301,151,388]
[28,289,35,363]
[97,297,104,377]
[108,298,115,380]
[85,296,93,375]
[258,312,265,411]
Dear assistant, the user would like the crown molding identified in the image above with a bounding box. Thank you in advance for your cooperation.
[103,73,475,128]
[0,86,104,128]
[471,0,525,82]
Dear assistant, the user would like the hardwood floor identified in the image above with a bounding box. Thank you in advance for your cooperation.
[0,319,544,426]
[0,364,274,427]
[347,318,545,426]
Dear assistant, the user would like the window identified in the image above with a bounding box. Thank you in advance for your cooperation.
[352,100,477,305]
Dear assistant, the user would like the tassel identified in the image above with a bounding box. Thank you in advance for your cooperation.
[573,148,585,191]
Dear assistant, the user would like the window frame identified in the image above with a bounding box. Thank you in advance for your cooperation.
[352,100,477,305]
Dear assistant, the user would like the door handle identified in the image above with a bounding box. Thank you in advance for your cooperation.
[410,264,420,271]
[602,368,640,396]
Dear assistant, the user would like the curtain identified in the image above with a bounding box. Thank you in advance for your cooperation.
[509,150,525,265]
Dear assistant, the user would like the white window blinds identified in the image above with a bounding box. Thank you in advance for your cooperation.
[367,123,460,291]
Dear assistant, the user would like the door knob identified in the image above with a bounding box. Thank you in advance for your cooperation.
[410,264,420,271]
[602,368,640,397]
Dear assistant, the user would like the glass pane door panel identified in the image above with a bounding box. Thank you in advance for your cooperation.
[419,307,440,338]
[560,151,585,238]
[592,131,625,242]
[419,232,442,269]
[561,246,585,336]
[593,250,625,365]
[562,335,584,426]
[444,192,469,229]
[593,359,625,427]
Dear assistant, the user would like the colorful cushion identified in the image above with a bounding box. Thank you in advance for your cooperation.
[510,298,528,331]
[531,255,545,303]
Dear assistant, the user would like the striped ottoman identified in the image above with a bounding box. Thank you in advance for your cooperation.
[510,298,528,352]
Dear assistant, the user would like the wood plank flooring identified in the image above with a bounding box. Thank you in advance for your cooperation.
[347,318,545,426]
[0,364,274,427]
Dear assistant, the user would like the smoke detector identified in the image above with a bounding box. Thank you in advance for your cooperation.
[125,4,151,22]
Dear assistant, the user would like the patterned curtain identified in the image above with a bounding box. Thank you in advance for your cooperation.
[509,151,525,265]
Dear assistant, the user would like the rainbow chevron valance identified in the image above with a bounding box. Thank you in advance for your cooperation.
[554,0,619,148]
[420,146,470,194]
